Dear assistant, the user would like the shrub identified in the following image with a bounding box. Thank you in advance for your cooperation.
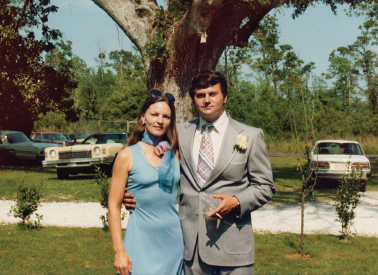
[10,181,43,229]
[95,167,126,230]
[334,166,364,241]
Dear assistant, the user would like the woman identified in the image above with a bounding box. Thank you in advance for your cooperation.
[108,90,183,274]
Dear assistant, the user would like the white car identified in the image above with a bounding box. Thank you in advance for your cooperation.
[309,140,371,191]
[43,132,128,179]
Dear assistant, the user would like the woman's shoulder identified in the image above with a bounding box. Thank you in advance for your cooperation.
[116,146,133,161]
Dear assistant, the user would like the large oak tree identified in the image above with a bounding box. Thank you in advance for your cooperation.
[93,0,360,121]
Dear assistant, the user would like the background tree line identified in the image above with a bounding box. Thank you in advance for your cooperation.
[2,0,378,149]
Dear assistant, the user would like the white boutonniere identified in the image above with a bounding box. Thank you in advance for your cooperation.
[234,134,248,152]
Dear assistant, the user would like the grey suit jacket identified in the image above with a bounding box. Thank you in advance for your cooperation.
[177,115,275,267]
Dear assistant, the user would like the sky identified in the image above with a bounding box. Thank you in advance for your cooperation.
[47,0,367,78]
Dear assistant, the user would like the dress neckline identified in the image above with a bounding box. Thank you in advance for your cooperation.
[138,142,160,171]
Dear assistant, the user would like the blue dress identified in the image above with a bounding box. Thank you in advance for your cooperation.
[123,143,184,274]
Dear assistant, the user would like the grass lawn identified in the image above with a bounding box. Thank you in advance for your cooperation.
[0,224,377,273]
[0,165,100,202]
[268,157,378,204]
[1,157,377,203]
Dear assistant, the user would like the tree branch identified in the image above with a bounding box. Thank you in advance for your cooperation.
[92,0,158,54]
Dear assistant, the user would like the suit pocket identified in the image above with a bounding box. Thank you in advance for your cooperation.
[223,222,253,255]
[222,162,246,181]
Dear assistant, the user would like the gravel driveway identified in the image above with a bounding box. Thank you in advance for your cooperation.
[1,191,377,237]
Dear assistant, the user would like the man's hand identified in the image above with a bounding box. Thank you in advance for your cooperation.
[123,188,136,212]
[207,194,239,219]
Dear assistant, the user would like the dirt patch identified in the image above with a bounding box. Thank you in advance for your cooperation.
[285,253,312,260]
[41,194,74,202]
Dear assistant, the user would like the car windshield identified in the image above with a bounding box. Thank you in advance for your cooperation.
[41,133,67,141]
[315,142,364,155]
[77,133,89,139]
[82,134,128,145]
[7,133,31,143]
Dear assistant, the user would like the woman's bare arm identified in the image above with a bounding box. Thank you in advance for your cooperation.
[108,147,133,274]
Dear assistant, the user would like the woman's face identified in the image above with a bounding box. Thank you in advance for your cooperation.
[141,102,172,138]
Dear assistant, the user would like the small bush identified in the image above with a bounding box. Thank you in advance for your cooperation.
[10,181,43,229]
[95,167,125,230]
[334,166,363,240]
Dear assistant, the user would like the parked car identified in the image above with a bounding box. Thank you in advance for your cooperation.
[30,132,74,146]
[309,140,371,191]
[62,132,90,144]
[0,130,59,163]
[43,132,129,179]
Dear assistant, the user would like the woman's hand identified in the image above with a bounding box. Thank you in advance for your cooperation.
[114,250,132,274]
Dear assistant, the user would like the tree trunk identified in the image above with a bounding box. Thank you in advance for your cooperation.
[300,187,305,258]
[92,0,279,121]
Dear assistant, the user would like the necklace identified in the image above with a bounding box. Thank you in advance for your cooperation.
[140,143,160,170]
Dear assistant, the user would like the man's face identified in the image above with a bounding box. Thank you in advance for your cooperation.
[193,83,227,123]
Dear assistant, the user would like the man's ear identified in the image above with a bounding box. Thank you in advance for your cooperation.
[223,95,228,105]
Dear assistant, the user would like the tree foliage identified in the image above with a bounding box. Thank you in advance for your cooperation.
[0,0,77,135]
[92,0,365,121]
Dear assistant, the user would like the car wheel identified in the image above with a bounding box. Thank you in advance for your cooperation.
[360,181,367,192]
[57,168,69,180]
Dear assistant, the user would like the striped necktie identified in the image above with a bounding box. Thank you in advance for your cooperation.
[197,123,214,186]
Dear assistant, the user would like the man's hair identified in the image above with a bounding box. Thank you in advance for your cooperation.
[189,70,228,100]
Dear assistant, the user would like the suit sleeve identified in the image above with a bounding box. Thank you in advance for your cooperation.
[236,128,275,217]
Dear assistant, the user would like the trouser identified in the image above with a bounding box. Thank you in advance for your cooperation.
[184,241,254,274]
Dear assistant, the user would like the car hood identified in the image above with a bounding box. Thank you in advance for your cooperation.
[32,142,61,149]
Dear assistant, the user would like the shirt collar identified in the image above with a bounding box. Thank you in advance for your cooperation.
[197,111,228,135]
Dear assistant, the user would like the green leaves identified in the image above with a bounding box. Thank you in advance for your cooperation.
[334,165,364,240]
[0,0,76,134]
[10,181,43,229]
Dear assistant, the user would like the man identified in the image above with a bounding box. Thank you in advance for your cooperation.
[125,70,275,273]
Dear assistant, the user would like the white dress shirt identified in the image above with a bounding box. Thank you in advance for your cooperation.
[193,111,229,169]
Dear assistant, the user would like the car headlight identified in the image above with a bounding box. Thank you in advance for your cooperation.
[93,147,101,156]
[49,150,57,158]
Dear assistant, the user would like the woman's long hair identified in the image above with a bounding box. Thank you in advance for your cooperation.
[128,96,179,152]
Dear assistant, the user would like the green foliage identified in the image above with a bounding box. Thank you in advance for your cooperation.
[0,0,77,135]
[95,167,110,230]
[74,50,147,127]
[33,111,70,132]
[221,11,378,142]
[10,181,43,229]
[143,34,171,63]
[95,167,126,230]
[143,0,189,62]
[334,166,364,240]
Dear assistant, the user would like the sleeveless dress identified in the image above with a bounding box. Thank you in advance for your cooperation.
[123,142,184,274]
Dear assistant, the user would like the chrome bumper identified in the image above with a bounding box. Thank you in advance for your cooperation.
[42,157,110,168]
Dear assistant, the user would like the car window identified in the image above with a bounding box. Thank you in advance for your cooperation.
[101,134,127,144]
[316,142,364,155]
[83,135,100,144]
[77,133,89,139]
[7,133,30,143]
[117,134,128,144]
[34,133,42,139]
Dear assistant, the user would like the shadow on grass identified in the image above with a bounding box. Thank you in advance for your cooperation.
[61,174,97,180]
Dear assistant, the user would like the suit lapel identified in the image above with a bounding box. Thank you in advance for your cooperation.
[203,117,244,188]
[179,120,202,189]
